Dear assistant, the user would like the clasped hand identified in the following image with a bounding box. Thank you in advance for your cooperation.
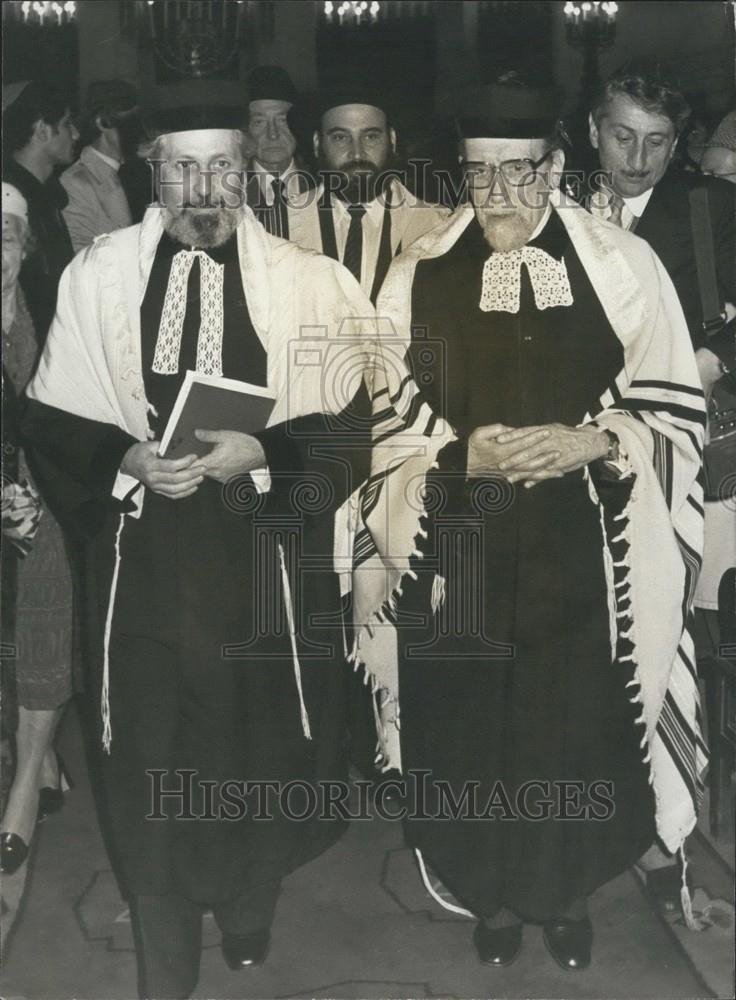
[120,431,267,499]
[467,422,608,488]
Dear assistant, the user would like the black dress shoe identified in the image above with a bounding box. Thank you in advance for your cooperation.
[0,832,29,875]
[38,751,74,822]
[221,928,270,970]
[473,921,523,966]
[543,917,593,971]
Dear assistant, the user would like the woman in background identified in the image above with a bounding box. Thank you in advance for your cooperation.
[0,182,74,876]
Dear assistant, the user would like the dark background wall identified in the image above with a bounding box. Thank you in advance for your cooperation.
[3,0,734,186]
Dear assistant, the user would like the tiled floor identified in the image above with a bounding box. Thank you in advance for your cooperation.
[1,707,733,1000]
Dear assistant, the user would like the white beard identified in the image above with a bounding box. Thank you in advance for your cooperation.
[477,213,537,253]
[164,207,243,248]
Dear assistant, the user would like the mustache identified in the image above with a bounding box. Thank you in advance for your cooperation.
[180,201,230,210]
[343,159,379,174]
[620,169,649,178]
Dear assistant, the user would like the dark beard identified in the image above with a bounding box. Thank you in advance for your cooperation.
[342,163,380,204]
[319,156,387,205]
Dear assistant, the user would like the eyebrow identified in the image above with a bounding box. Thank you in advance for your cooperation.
[325,126,384,136]
[173,151,237,161]
[609,122,671,136]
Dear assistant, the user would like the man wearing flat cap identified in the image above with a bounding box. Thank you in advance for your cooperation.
[349,75,707,971]
[22,99,375,999]
[287,88,448,304]
[243,65,307,239]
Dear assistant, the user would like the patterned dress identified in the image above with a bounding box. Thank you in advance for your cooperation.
[2,291,73,709]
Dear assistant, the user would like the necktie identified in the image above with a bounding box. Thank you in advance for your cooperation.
[271,177,289,239]
[607,191,625,228]
[153,249,225,376]
[342,203,367,283]
[479,245,574,313]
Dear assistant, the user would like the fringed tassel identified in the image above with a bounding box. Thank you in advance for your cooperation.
[431,574,446,614]
[371,689,386,767]
[414,849,474,918]
[679,846,705,931]
[101,513,127,754]
[278,543,312,741]
[341,613,349,660]
[597,503,618,661]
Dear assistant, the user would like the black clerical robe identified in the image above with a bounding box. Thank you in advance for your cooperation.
[396,214,656,921]
[23,229,370,905]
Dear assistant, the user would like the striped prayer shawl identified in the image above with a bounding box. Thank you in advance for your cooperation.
[348,191,707,860]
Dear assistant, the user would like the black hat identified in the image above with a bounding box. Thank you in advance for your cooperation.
[316,85,393,124]
[141,78,245,138]
[84,79,138,118]
[456,74,561,140]
[246,66,297,106]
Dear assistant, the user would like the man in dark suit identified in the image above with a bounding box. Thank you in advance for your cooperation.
[585,59,735,913]
[586,61,735,351]
[242,65,310,239]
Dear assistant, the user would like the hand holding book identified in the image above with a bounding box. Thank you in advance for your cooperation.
[194,429,267,483]
[120,442,205,500]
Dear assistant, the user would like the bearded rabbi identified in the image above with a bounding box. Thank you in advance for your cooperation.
[349,78,708,972]
[22,100,375,1000]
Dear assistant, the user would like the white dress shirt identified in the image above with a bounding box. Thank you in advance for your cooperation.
[88,146,122,172]
[252,158,300,205]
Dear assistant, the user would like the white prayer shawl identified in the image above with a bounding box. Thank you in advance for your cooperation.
[350,190,707,863]
[28,204,374,442]
[27,204,377,751]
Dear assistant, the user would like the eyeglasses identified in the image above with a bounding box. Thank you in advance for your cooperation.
[462,151,553,188]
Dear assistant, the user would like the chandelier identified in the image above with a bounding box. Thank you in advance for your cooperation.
[324,1,381,24]
[564,1,618,47]
[17,1,76,25]
[563,0,619,102]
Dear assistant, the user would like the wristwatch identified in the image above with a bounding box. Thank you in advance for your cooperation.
[601,429,620,462]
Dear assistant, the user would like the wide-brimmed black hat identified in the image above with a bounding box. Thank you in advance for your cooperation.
[246,65,297,106]
[316,85,394,125]
[140,78,245,138]
[456,74,562,140]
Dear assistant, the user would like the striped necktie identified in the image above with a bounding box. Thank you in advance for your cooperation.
[342,203,367,283]
[270,177,289,239]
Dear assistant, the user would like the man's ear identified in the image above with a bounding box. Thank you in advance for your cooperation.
[312,130,320,162]
[547,147,566,190]
[389,127,397,155]
[33,118,49,144]
[588,112,599,150]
